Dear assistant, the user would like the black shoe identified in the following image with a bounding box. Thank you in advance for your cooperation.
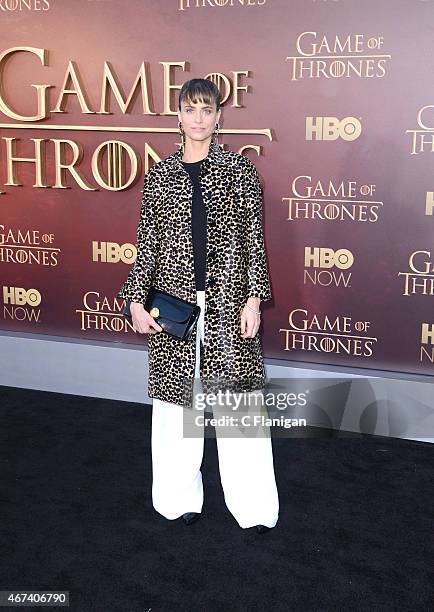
[182,512,201,525]
[255,524,271,534]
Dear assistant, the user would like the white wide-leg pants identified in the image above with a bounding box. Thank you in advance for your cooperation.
[151,290,279,529]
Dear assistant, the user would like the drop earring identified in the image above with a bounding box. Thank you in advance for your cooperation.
[178,120,186,154]
[212,122,220,146]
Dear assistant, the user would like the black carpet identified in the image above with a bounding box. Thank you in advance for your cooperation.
[0,385,432,612]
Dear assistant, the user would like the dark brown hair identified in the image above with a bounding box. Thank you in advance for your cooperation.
[178,78,221,112]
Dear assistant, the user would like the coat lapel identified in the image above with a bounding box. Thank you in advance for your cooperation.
[164,141,229,176]
[163,141,230,216]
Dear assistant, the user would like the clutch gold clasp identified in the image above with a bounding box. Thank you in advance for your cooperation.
[150,307,160,318]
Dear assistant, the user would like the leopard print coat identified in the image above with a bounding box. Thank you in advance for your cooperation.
[117,141,272,407]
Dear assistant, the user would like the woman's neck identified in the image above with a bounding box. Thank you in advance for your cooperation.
[182,139,211,163]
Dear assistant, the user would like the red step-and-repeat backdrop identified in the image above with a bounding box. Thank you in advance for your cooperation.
[1,0,433,376]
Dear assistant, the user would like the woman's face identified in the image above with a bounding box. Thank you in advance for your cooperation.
[178,97,221,145]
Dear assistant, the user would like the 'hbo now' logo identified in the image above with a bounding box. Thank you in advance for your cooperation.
[421,322,434,365]
[92,241,137,264]
[3,287,41,322]
[306,117,362,141]
[304,247,354,269]
[426,192,434,216]
[421,323,434,346]
[304,247,353,287]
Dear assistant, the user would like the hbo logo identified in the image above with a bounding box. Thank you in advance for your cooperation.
[304,247,354,269]
[306,117,362,141]
[92,242,137,264]
[3,287,41,306]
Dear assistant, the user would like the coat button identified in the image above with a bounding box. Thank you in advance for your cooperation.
[208,250,216,259]
[208,219,216,227]
[207,277,216,287]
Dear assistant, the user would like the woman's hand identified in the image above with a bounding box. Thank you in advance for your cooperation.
[130,302,163,334]
[240,297,261,338]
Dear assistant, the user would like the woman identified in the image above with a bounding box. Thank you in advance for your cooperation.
[117,78,279,533]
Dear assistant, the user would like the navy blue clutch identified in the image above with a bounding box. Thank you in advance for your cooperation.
[123,286,201,341]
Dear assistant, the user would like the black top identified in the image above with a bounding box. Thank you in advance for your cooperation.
[181,159,207,291]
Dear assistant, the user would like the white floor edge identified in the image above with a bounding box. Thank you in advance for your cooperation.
[1,331,433,444]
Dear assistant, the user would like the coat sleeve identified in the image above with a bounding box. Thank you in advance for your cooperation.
[116,169,159,306]
[242,158,272,302]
